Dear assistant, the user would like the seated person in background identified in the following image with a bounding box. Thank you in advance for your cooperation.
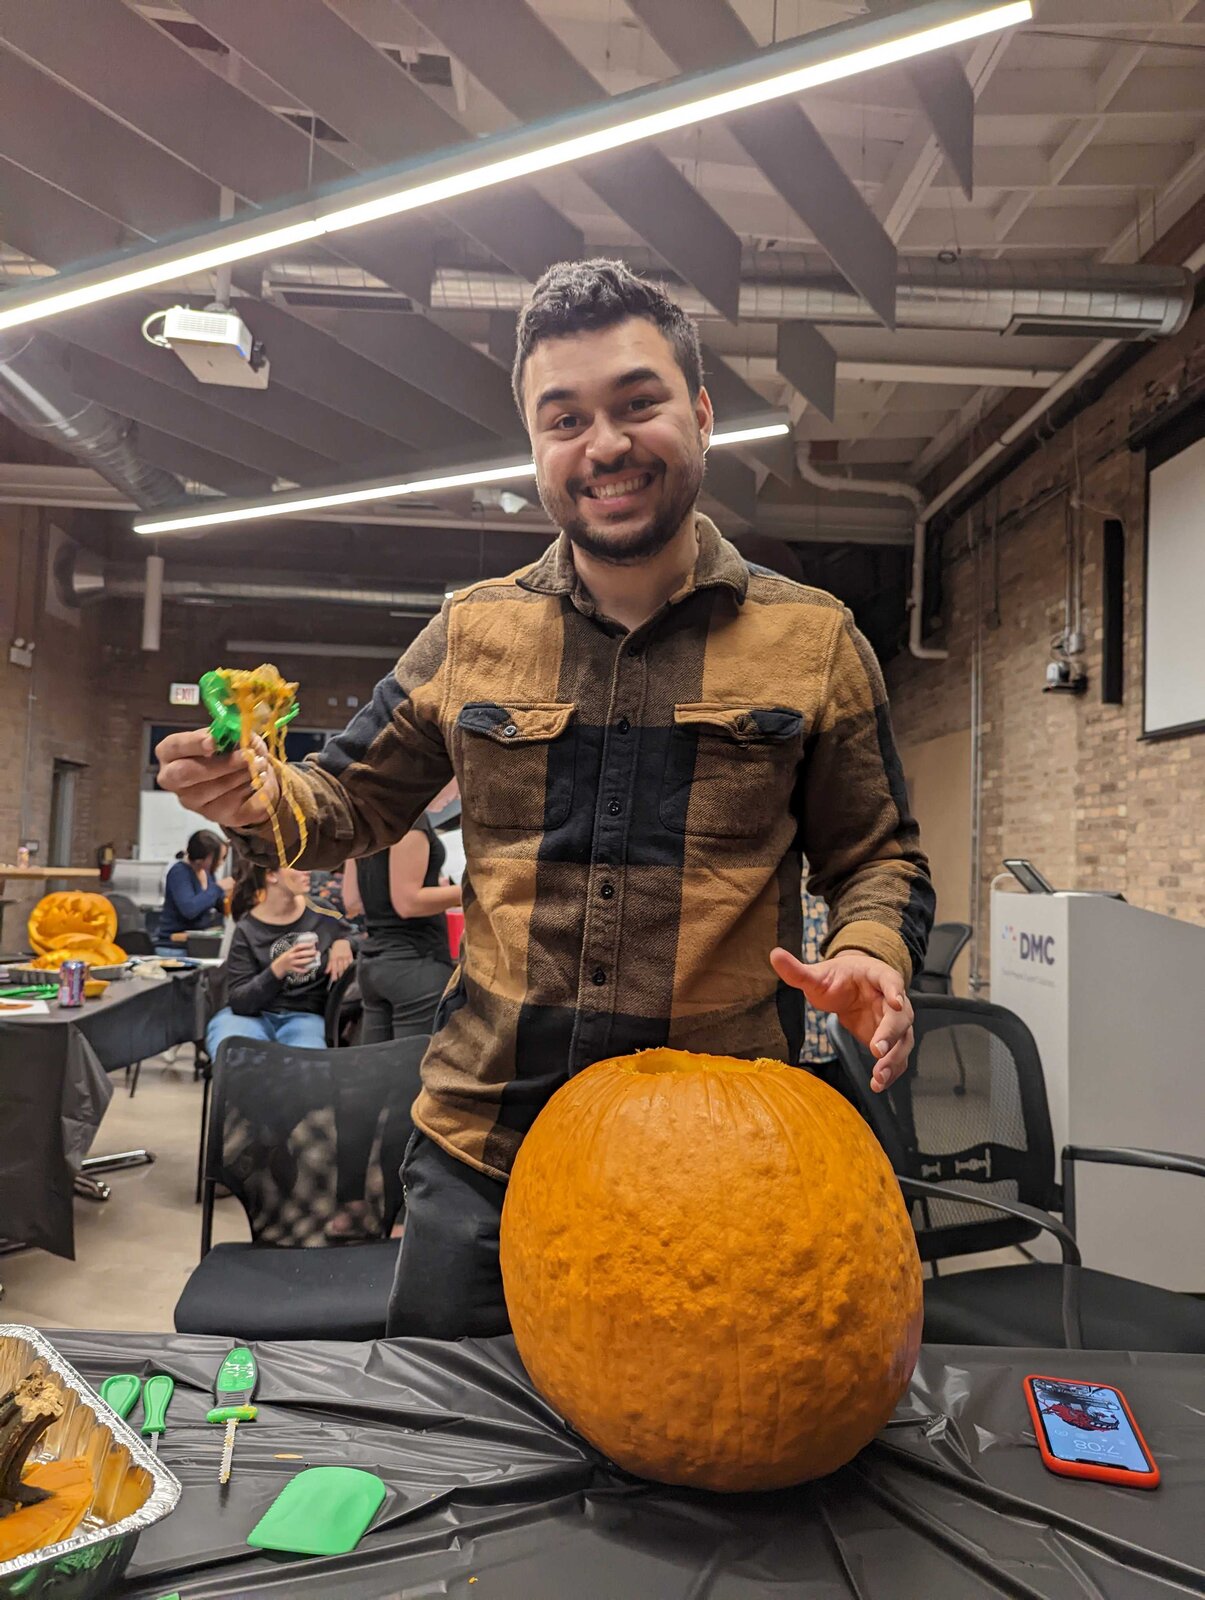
[205,859,355,1054]
[157,829,232,951]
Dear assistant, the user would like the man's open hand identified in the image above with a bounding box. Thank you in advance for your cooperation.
[155,728,278,831]
[770,946,914,1092]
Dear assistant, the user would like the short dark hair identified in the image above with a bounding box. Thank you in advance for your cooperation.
[186,828,224,865]
[512,258,702,412]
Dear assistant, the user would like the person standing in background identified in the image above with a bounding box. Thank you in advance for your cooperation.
[332,787,461,1241]
[342,784,462,1045]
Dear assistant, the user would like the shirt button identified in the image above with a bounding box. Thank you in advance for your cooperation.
[502,723,518,738]
[627,644,641,658]
[592,967,607,986]
[600,882,615,900]
[617,717,631,734]
[607,799,621,817]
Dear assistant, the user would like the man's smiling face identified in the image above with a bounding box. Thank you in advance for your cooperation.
[521,316,713,566]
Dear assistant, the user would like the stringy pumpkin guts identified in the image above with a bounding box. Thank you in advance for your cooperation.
[204,665,308,867]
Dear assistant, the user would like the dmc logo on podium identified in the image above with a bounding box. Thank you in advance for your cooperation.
[1000,923,1057,966]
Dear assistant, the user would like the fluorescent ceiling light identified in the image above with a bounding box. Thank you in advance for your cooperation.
[134,419,792,536]
[0,2,1031,334]
[710,421,791,447]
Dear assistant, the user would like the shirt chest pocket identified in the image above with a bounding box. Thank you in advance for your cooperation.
[660,703,804,841]
[453,701,577,831]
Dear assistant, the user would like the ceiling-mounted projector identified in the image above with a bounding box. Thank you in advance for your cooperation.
[153,305,270,389]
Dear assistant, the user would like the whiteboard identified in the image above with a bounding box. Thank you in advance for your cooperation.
[138,790,226,866]
[1145,432,1205,736]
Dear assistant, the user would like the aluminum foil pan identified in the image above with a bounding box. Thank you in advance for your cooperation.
[0,1326,181,1599]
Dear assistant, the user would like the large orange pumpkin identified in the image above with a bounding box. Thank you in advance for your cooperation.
[500,1050,922,1492]
[27,893,117,956]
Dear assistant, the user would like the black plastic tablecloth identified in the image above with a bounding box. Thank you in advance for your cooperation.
[44,1330,1205,1599]
[0,971,210,1257]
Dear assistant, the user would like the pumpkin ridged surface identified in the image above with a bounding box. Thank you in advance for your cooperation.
[500,1050,922,1492]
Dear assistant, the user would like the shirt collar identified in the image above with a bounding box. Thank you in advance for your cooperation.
[516,513,749,606]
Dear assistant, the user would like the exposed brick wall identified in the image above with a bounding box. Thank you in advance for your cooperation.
[887,303,1205,985]
[0,505,407,941]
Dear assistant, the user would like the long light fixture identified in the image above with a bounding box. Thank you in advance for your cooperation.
[0,2,1030,335]
[133,421,791,536]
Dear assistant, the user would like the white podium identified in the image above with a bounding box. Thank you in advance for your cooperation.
[990,889,1205,1292]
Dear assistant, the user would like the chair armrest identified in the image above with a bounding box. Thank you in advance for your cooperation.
[897,1177,1082,1350]
[1060,1146,1205,1240]
[1062,1145,1205,1177]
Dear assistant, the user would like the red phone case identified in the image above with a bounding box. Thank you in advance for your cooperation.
[1024,1374,1160,1489]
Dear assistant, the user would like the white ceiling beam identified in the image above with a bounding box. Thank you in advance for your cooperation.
[1027,0,1205,26]
[990,11,1196,251]
[1101,136,1205,263]
[838,360,1063,387]
[875,32,1013,242]
[902,206,1131,249]
[909,386,1005,481]
[731,355,1065,387]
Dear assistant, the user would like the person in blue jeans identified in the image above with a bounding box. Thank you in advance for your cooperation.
[206,859,355,1054]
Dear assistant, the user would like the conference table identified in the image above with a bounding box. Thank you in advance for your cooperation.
[0,966,213,1259]
[33,1328,1205,1599]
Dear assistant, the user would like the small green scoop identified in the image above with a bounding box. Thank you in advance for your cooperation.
[247,1466,386,1557]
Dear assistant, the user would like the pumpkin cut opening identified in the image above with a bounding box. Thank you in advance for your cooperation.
[626,1049,771,1076]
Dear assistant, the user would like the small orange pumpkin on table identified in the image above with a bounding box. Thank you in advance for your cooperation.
[500,1049,922,1492]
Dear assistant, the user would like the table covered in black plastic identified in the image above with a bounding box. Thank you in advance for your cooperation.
[0,970,211,1258]
[45,1329,1205,1599]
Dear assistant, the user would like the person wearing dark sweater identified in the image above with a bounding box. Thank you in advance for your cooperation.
[157,829,232,950]
[205,861,355,1054]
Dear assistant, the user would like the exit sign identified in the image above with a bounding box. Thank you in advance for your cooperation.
[170,682,200,707]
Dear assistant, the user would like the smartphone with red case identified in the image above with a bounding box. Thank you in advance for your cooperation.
[1024,1374,1159,1489]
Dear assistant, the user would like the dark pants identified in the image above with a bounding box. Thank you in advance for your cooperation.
[359,949,452,1044]
[333,949,446,1207]
[387,1132,510,1339]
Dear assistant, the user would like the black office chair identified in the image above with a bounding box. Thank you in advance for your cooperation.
[911,921,972,996]
[176,1034,423,1340]
[324,965,363,1048]
[103,891,155,956]
[829,996,1205,1352]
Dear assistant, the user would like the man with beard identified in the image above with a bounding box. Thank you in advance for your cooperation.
[156,259,934,1338]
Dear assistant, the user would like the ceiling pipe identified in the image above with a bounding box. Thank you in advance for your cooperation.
[799,453,945,661]
[0,332,185,509]
[54,542,444,614]
[405,256,1194,337]
[141,553,165,652]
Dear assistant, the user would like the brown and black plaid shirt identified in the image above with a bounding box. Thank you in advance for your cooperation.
[242,516,933,1179]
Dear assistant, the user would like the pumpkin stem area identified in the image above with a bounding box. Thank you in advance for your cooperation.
[626,1049,775,1076]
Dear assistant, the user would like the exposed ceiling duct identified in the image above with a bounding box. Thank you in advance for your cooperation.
[412,257,1194,339]
[55,542,444,613]
[268,255,1193,341]
[0,332,185,509]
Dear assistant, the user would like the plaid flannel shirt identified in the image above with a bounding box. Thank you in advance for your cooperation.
[241,516,933,1180]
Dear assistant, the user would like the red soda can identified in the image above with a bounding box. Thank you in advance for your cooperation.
[57,959,87,1008]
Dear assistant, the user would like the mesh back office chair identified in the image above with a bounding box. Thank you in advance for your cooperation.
[911,921,971,996]
[176,1034,423,1340]
[102,891,154,955]
[829,996,1205,1352]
